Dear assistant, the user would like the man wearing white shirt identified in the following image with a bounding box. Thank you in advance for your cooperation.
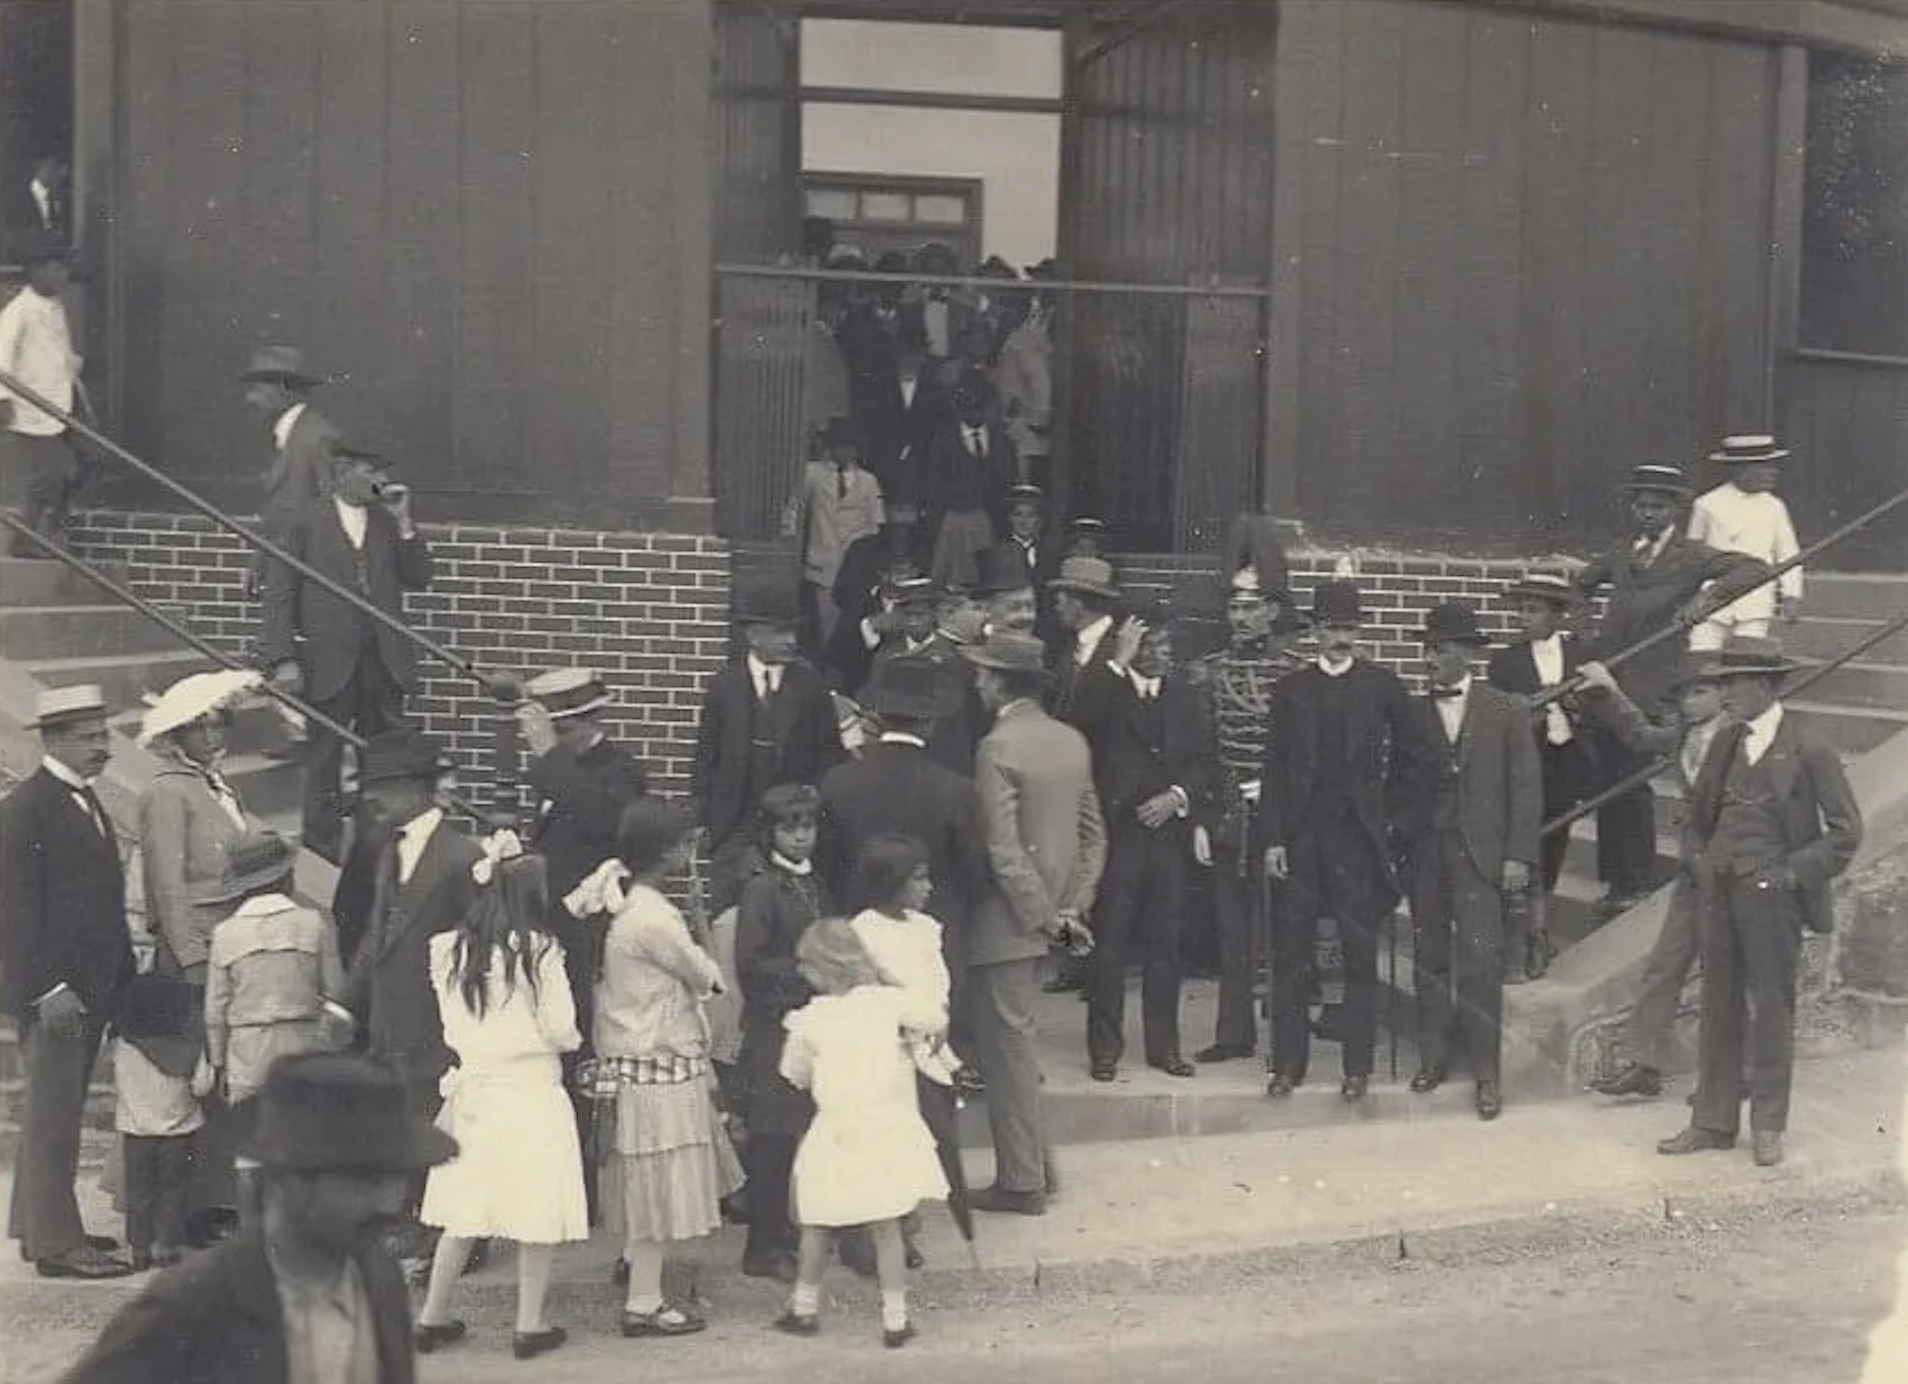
[1047,554,1121,729]
[0,235,83,553]
[1687,435,1804,651]
[240,345,344,551]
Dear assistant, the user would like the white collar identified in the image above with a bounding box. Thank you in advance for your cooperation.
[879,732,928,749]
[746,652,783,688]
[1075,615,1113,664]
[1529,632,1562,652]
[770,851,813,877]
[1433,673,1474,699]
[1744,702,1785,744]
[273,402,307,451]
[1317,654,1355,678]
[41,755,91,790]
[232,893,298,919]
[1129,670,1161,696]
[398,807,443,842]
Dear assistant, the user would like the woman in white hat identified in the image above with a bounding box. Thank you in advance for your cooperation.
[134,668,270,1245]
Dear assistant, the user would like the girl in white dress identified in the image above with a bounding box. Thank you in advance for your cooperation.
[776,917,947,1348]
[415,832,586,1362]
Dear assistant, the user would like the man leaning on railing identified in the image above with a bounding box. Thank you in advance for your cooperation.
[255,446,433,863]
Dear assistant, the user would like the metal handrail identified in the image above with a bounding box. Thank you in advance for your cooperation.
[1538,601,1908,840]
[0,514,497,825]
[0,367,520,706]
[1534,481,1908,709]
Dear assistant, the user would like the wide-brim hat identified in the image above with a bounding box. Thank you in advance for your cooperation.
[972,545,1035,597]
[524,667,613,719]
[937,606,992,646]
[1666,654,1725,693]
[240,1053,457,1172]
[1504,571,1582,609]
[617,797,697,876]
[240,344,327,388]
[861,656,962,721]
[198,828,297,906]
[1309,578,1364,627]
[1705,635,1807,681]
[359,728,453,785]
[733,566,802,628]
[1622,463,1691,497]
[1049,555,1119,600]
[1709,434,1791,467]
[890,573,942,606]
[1004,482,1047,511]
[331,443,389,467]
[26,683,108,731]
[960,629,1048,674]
[138,668,262,747]
[1422,601,1492,647]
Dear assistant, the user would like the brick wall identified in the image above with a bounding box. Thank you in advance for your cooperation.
[66,511,1583,790]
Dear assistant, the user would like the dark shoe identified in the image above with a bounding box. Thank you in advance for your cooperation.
[1409,1066,1446,1095]
[1195,1043,1254,1064]
[151,1244,185,1268]
[970,1184,1047,1217]
[1150,1057,1196,1078]
[1475,1081,1502,1121]
[883,1322,918,1349]
[1592,1063,1664,1098]
[622,1305,706,1337]
[1753,1132,1784,1167]
[742,1250,798,1283]
[83,1233,119,1253]
[1341,1075,1368,1102]
[513,1327,568,1360]
[35,1247,133,1280]
[413,1320,468,1354]
[954,1067,985,1096]
[611,1255,630,1286]
[1266,1073,1298,1099]
[774,1311,821,1338]
[1089,1062,1116,1082]
[1657,1126,1736,1156]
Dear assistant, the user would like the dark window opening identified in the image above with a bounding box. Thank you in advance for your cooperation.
[1802,50,1908,357]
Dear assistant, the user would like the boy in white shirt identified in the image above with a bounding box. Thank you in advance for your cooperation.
[0,233,83,553]
[1686,435,1801,652]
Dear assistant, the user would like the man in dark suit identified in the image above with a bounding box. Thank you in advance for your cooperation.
[240,345,343,545]
[994,482,1062,645]
[61,1053,452,1384]
[858,325,943,529]
[1486,571,1596,978]
[257,443,433,862]
[1258,579,1433,1102]
[1072,599,1209,1081]
[1,685,137,1279]
[921,368,1017,592]
[693,566,846,917]
[1404,603,1543,1121]
[1658,638,1861,1169]
[825,526,928,695]
[867,573,977,774]
[818,657,991,1054]
[3,153,68,249]
[1047,554,1122,726]
[1575,464,1771,910]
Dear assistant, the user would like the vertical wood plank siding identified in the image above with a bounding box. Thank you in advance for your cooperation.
[1275,1,1777,548]
[1782,359,1908,568]
[107,0,714,526]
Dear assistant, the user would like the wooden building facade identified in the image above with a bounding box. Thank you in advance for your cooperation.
[41,0,1908,563]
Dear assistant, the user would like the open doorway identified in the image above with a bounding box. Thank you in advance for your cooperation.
[0,0,74,265]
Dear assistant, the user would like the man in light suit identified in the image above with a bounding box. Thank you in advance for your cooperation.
[961,630,1106,1216]
[1403,603,1542,1121]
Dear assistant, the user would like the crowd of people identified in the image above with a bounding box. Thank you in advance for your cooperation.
[0,242,1871,1374]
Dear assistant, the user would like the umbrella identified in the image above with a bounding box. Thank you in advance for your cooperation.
[916,1073,981,1269]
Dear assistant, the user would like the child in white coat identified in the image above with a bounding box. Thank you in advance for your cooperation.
[1687,435,1801,651]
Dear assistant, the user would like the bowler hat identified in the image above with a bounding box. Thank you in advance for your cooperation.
[733,566,802,627]
[861,657,961,722]
[1309,579,1364,627]
[960,629,1048,675]
[616,797,697,876]
[240,1052,457,1172]
[1708,434,1791,467]
[1622,463,1691,498]
[1505,571,1581,609]
[198,829,298,906]
[26,683,108,731]
[524,667,613,720]
[358,728,453,786]
[1049,555,1120,601]
[972,545,1035,597]
[1422,601,1492,647]
[240,344,328,389]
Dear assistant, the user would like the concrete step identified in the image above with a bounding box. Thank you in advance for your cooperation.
[0,555,134,607]
[1788,699,1908,756]
[23,649,215,709]
[1787,615,1908,665]
[0,604,188,661]
[1793,658,1908,711]
[1797,572,1908,621]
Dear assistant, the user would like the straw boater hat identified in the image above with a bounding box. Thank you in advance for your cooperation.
[1621,463,1692,498]
[890,572,942,607]
[1048,555,1120,601]
[1504,571,1581,609]
[137,668,263,747]
[1422,601,1492,647]
[1708,434,1791,466]
[524,667,613,720]
[26,684,108,731]
[240,344,327,389]
[197,829,298,907]
[1070,516,1109,539]
[1004,482,1047,513]
[240,1052,457,1173]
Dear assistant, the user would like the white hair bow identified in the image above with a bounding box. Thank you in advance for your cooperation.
[564,857,630,919]
[470,828,525,886]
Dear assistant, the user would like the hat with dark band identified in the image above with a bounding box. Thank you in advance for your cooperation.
[359,728,454,786]
[240,1052,457,1173]
[959,629,1048,674]
[524,667,613,720]
[26,684,108,731]
[733,566,802,628]
[1005,482,1047,510]
[890,573,943,607]
[1422,601,1492,647]
[861,656,962,722]
[1702,634,1807,681]
[1069,516,1109,536]
[1622,463,1692,497]
[1309,579,1364,627]
[199,829,299,906]
[1049,555,1119,601]
[1505,571,1581,609]
[972,545,1035,597]
[240,344,328,389]
[1709,435,1791,467]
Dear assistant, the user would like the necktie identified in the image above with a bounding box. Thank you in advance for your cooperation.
[76,785,107,837]
[836,465,849,501]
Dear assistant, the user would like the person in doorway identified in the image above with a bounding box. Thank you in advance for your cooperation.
[1403,603,1542,1122]
[860,326,942,538]
[1188,565,1307,1063]
[1575,463,1769,915]
[989,482,1061,644]
[60,1052,453,1384]
[1487,571,1596,979]
[1067,516,1111,560]
[239,345,343,550]
[6,152,69,242]
[257,443,433,862]
[0,233,84,554]
[785,416,886,655]
[923,369,1016,593]
[1258,579,1432,1103]
[1,685,136,1280]
[1047,554,1123,728]
[1687,435,1804,651]
[996,277,1054,494]
[1657,637,1861,1169]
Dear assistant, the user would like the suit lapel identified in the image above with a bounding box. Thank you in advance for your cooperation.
[1761,716,1803,804]
[43,772,115,861]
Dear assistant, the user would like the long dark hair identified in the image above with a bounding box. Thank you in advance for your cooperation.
[447,854,552,1019]
[846,833,929,914]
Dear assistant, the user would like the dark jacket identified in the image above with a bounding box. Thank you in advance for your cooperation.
[733,863,830,1137]
[1486,635,1598,768]
[691,658,844,848]
[859,367,946,512]
[1255,658,1433,904]
[342,819,483,1094]
[0,768,135,1020]
[1404,681,1544,883]
[259,405,344,541]
[59,1229,416,1384]
[1069,663,1211,836]
[921,418,1016,518]
[256,502,434,703]
[869,635,980,775]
